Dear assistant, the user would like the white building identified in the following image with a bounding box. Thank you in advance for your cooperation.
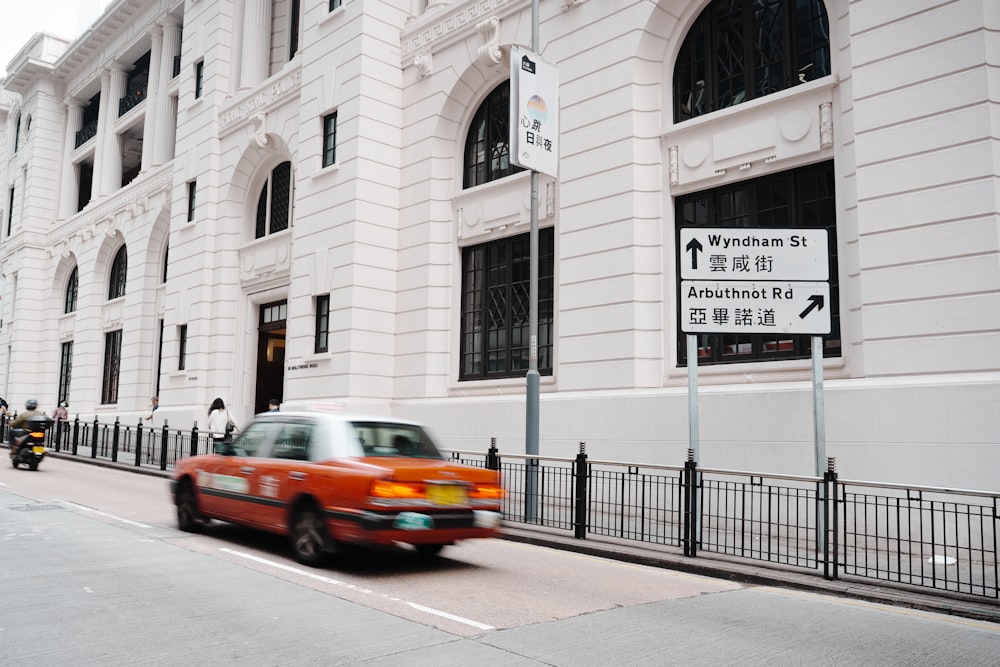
[1,0,997,489]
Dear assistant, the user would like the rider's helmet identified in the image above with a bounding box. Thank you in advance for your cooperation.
[25,399,37,410]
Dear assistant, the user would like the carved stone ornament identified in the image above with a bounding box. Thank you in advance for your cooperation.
[414,53,432,78]
[820,102,833,149]
[477,17,502,67]
[254,113,269,148]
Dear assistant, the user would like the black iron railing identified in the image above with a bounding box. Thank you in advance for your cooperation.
[3,414,217,471]
[119,85,147,117]
[75,119,98,148]
[448,444,1000,601]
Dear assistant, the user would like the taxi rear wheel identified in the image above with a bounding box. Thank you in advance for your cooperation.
[291,504,330,566]
[176,481,202,533]
[415,543,446,557]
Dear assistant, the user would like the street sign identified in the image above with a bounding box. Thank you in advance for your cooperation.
[680,281,831,334]
[679,228,828,281]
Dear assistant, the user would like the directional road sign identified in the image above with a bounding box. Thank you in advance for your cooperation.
[680,281,831,335]
[680,228,829,281]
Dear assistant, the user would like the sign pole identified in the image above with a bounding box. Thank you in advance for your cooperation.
[812,336,826,477]
[687,334,699,463]
[524,0,541,522]
[812,335,826,557]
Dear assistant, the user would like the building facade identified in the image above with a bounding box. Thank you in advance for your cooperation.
[1,0,998,489]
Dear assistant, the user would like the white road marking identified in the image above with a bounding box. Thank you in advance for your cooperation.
[219,547,495,631]
[63,502,151,528]
[406,602,494,631]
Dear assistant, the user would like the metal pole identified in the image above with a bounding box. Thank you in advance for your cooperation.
[812,335,825,476]
[524,0,541,521]
[687,334,699,462]
[812,335,826,557]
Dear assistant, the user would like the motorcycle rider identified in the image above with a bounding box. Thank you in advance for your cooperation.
[8,399,42,460]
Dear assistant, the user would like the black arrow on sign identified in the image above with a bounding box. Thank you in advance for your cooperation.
[686,237,703,271]
[799,294,824,319]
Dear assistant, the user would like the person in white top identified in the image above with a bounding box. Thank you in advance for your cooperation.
[207,397,239,446]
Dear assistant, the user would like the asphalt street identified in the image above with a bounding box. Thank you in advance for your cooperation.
[2,453,1000,665]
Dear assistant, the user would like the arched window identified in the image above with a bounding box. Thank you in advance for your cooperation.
[673,0,831,122]
[64,267,78,314]
[464,81,523,188]
[255,161,292,239]
[108,246,127,300]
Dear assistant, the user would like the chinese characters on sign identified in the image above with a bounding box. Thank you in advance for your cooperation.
[679,228,830,335]
[509,47,559,178]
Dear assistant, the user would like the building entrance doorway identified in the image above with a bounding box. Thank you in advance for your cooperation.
[255,300,286,414]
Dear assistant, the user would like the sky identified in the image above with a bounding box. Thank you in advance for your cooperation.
[1,0,109,78]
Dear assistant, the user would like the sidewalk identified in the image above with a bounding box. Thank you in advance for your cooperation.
[27,446,1000,625]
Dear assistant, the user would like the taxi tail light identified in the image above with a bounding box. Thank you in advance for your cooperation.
[469,484,505,500]
[370,480,425,500]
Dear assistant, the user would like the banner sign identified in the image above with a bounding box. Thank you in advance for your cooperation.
[510,47,559,177]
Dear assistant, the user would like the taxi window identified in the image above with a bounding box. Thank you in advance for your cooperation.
[271,423,313,461]
[349,422,443,459]
[226,421,271,457]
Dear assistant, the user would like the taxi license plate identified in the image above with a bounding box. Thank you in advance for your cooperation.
[426,483,467,507]
[32,446,45,454]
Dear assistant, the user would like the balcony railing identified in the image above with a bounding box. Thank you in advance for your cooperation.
[118,84,148,117]
[74,118,99,148]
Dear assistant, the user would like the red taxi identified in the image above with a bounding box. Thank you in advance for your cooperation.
[170,410,504,565]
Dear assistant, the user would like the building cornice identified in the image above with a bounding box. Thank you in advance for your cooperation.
[401,0,527,65]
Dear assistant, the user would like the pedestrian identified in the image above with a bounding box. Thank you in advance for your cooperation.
[52,401,69,421]
[207,397,239,448]
[144,396,159,421]
[0,398,8,417]
[268,398,280,412]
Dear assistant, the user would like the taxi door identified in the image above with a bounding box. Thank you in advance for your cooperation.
[195,421,276,525]
[252,422,317,532]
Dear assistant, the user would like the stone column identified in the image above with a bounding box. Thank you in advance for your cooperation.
[231,0,245,95]
[154,18,181,165]
[141,25,163,172]
[99,63,127,195]
[92,69,111,196]
[240,0,271,89]
[59,99,84,219]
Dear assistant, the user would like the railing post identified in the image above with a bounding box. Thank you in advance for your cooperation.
[90,417,99,459]
[53,418,62,453]
[159,421,169,470]
[72,416,80,456]
[824,456,839,581]
[111,418,121,462]
[573,442,588,539]
[683,449,699,558]
[135,420,144,467]
[486,437,500,471]
[190,422,199,458]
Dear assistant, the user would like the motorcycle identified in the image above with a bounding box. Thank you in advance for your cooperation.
[9,415,52,471]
